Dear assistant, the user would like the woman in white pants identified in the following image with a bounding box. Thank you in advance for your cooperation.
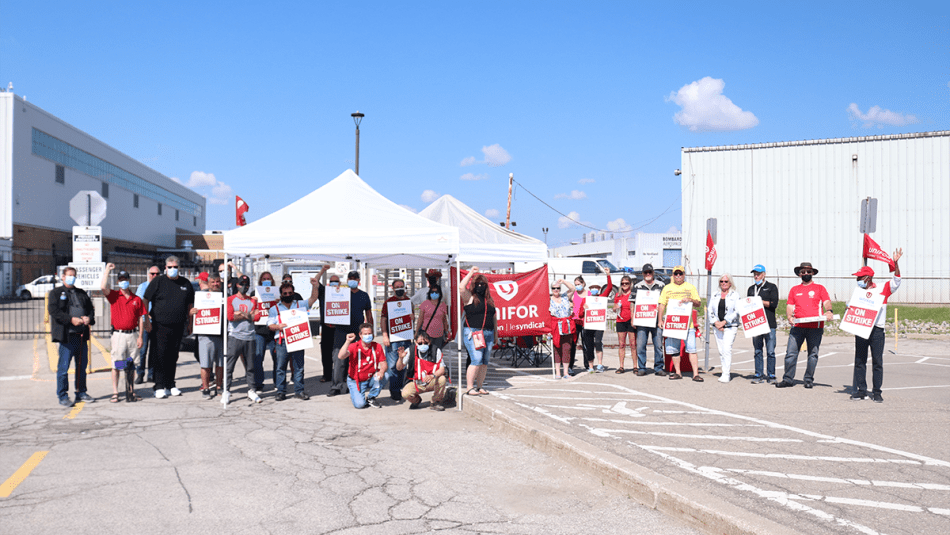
[708,273,740,383]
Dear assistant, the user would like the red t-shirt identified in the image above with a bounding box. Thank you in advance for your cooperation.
[787,283,831,328]
[346,341,386,383]
[107,291,146,331]
[613,292,633,322]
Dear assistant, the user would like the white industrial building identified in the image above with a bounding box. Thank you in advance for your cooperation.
[0,90,207,295]
[680,130,949,304]
[549,231,683,269]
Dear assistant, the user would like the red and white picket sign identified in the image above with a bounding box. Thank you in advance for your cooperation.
[386,300,414,342]
[280,307,314,352]
[584,296,607,331]
[863,234,896,272]
[704,230,717,271]
[192,291,223,335]
[736,296,770,338]
[663,301,693,341]
[633,289,660,328]
[840,287,885,340]
[324,286,351,326]
[450,266,550,337]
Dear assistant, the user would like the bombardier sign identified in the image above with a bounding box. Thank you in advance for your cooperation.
[451,266,550,337]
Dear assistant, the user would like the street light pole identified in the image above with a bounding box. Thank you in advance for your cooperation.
[351,111,364,175]
[542,227,549,245]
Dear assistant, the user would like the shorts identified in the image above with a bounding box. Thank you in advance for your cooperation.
[110,331,139,369]
[615,320,634,333]
[665,329,697,355]
[198,335,224,368]
[462,327,494,366]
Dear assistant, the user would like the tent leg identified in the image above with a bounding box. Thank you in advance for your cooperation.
[222,252,229,410]
[456,259,463,411]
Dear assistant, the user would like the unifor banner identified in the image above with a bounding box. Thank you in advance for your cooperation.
[862,234,896,272]
[840,287,885,340]
[450,266,550,338]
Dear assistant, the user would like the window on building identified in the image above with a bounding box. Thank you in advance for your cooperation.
[158,203,162,216]
[133,194,139,208]
[55,164,65,184]
[102,182,109,198]
[193,216,197,226]
[627,250,636,256]
[175,209,179,221]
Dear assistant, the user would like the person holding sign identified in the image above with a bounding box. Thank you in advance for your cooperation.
[379,279,414,401]
[461,267,496,395]
[747,265,779,384]
[850,249,902,403]
[267,281,319,401]
[328,271,374,398]
[584,284,610,372]
[311,265,334,383]
[571,266,612,374]
[100,264,146,403]
[549,279,576,379]
[338,323,388,409]
[396,332,447,411]
[224,276,263,404]
[633,264,666,377]
[251,272,279,393]
[613,275,635,374]
[191,273,225,399]
[708,273,740,383]
[776,262,833,390]
[657,266,701,381]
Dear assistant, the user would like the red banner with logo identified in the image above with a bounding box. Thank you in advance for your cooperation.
[450,266,550,338]
[704,230,717,271]
[862,234,895,272]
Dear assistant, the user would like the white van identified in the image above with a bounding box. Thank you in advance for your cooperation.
[515,258,624,296]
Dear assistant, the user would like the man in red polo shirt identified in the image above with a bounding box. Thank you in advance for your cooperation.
[101,263,147,402]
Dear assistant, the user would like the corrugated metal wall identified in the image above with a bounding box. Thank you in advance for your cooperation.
[681,131,950,304]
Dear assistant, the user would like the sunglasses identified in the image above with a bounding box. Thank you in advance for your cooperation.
[673,271,684,276]
[148,272,159,276]
[621,283,630,286]
[719,280,730,284]
[551,287,560,291]
[800,270,814,275]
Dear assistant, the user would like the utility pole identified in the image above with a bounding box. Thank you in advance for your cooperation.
[505,173,513,229]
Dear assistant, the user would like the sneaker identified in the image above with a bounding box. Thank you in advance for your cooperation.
[327,389,339,397]
[155,389,168,398]
[294,392,310,401]
[409,402,421,410]
[221,391,231,405]
[767,376,777,384]
[134,374,144,385]
[849,393,866,401]
[595,365,605,373]
[366,397,381,409]
[201,389,211,399]
[654,369,668,377]
[870,393,884,403]
[804,381,814,389]
[751,377,765,384]
[636,370,647,376]
[391,392,402,401]
[59,398,73,407]
[247,390,262,403]
[169,387,182,396]
[586,368,595,374]
[275,392,286,401]
[775,380,794,388]
[76,392,95,403]
[430,403,445,411]
[718,376,731,383]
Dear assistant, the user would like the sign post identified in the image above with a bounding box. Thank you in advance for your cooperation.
[703,218,717,371]
[860,197,877,267]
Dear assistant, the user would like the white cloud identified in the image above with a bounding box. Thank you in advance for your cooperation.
[555,190,586,200]
[460,172,489,181]
[485,208,500,218]
[209,182,233,205]
[607,218,632,232]
[578,178,595,184]
[557,211,583,229]
[170,176,182,184]
[667,77,759,132]
[460,156,477,167]
[399,204,418,214]
[187,171,217,188]
[847,103,919,128]
[482,144,512,167]
[421,189,440,203]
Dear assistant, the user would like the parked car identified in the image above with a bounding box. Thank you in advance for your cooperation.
[16,275,60,299]
[515,258,625,297]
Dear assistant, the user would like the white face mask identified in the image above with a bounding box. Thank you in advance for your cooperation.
[361,334,373,344]
[119,281,130,290]
[167,267,179,278]
[417,344,429,353]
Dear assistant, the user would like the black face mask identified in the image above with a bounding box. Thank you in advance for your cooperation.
[801,274,812,283]
[280,295,294,304]
[474,283,488,296]
[394,288,405,297]
[238,284,250,294]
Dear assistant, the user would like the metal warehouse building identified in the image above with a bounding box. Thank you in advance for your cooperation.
[680,130,949,304]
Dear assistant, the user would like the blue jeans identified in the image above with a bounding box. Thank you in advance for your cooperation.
[783,327,823,383]
[254,334,277,390]
[462,327,494,366]
[752,328,777,377]
[347,376,382,408]
[636,327,664,371]
[385,340,411,396]
[57,334,88,400]
[275,340,305,394]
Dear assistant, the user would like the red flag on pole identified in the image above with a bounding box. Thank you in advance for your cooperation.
[236,196,249,227]
[862,234,895,272]
[704,230,717,271]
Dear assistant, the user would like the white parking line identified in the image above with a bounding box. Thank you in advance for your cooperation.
[581,417,767,428]
[642,446,923,465]
[724,468,950,490]
[883,384,950,391]
[580,424,803,442]
[0,375,32,381]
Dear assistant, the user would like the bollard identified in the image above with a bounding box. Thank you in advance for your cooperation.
[894,308,899,351]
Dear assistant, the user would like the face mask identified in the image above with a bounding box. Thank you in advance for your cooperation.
[394,288,405,297]
[857,280,868,289]
[167,268,178,278]
[280,295,294,304]
[754,279,764,286]
[417,344,429,353]
[348,280,359,289]
[329,281,340,287]
[119,281,130,290]
[801,274,812,283]
[239,284,250,294]
[430,293,440,300]
[590,289,600,296]
[262,280,272,287]
[65,275,76,286]
[575,285,584,292]
[474,283,487,296]
[361,334,373,344]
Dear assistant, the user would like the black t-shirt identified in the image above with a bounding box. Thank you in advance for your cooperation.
[747,281,779,329]
[144,275,195,324]
[464,299,496,331]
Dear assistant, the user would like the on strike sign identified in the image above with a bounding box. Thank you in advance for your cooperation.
[386,300,413,342]
[633,289,660,328]
[193,292,223,335]
[584,296,607,331]
[663,301,693,341]
[840,287,885,339]
[279,307,314,352]
[736,296,770,338]
[324,286,351,326]
[450,266,550,337]
[254,286,279,326]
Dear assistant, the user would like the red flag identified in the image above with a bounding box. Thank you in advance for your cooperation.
[235,196,249,227]
[862,234,895,272]
[704,230,717,271]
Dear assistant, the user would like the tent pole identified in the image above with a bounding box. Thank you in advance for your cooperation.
[456,258,463,411]
[222,252,229,410]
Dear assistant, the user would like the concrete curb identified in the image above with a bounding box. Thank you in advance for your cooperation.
[462,396,799,535]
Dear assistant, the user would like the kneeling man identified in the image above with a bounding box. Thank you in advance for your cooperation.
[338,323,387,408]
[396,332,447,411]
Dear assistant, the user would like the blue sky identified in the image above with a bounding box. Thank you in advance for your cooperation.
[2,1,947,247]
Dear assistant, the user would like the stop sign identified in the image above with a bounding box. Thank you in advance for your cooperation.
[70,190,107,226]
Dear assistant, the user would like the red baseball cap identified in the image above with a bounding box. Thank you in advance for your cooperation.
[196,272,209,282]
[851,266,875,278]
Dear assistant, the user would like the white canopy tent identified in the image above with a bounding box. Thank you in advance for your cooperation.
[223,170,459,268]
[417,194,547,267]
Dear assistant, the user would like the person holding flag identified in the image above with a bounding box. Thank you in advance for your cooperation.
[850,248,903,403]
[267,281,320,401]
[776,262,833,390]
[396,332,447,411]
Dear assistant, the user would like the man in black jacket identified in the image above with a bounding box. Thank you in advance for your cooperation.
[747,264,779,384]
[48,266,96,407]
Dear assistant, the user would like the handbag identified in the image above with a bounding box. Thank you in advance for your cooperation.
[465,297,488,350]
